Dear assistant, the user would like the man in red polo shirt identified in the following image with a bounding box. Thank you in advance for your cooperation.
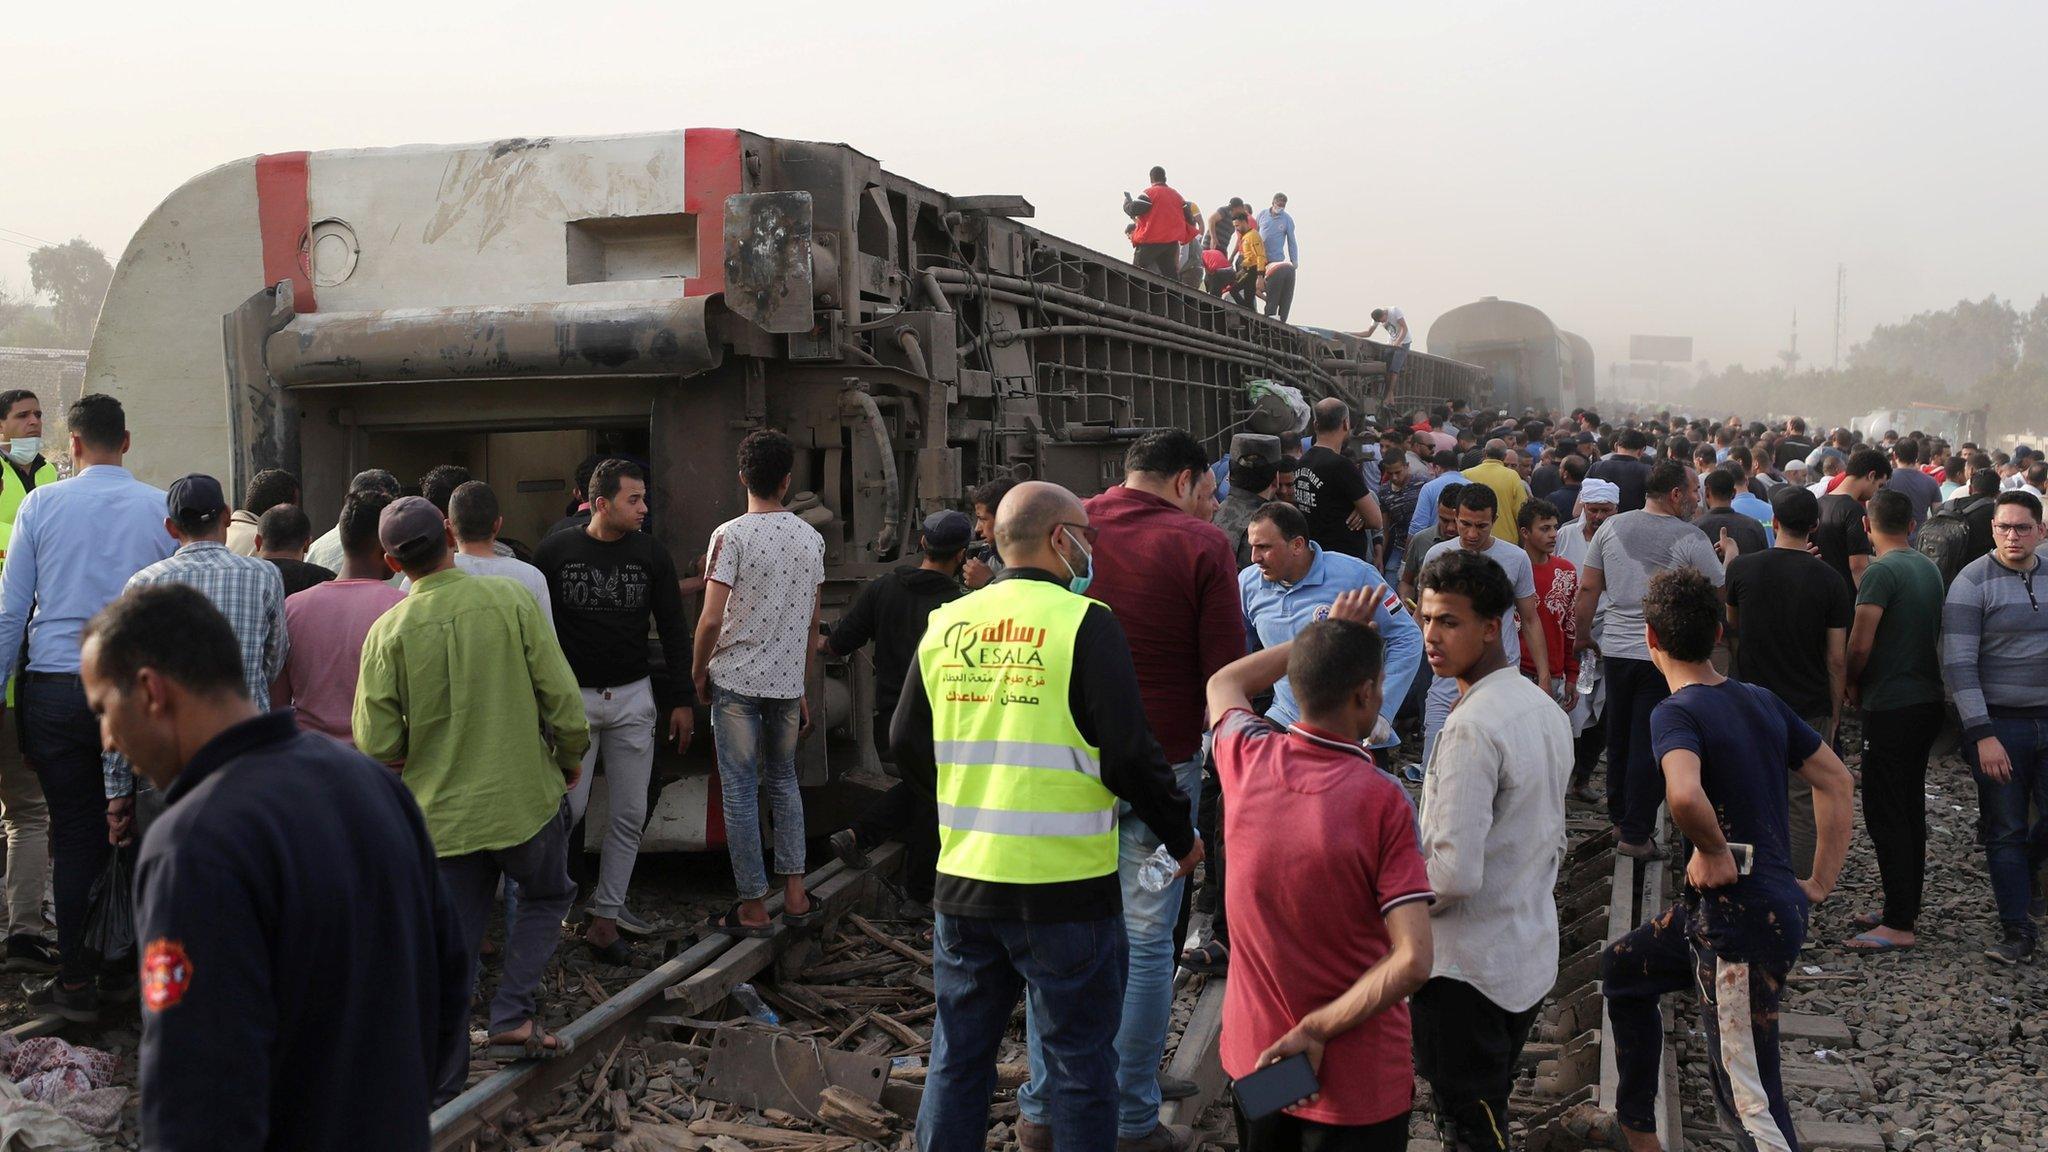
[1016,428,1242,1152]
[1206,592,1435,1151]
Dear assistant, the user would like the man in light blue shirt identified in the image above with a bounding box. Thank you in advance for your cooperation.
[0,394,173,1021]
[1410,449,1468,538]
[1255,194,1298,266]
[1240,502,1422,741]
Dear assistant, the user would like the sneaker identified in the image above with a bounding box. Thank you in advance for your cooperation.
[586,934,632,966]
[2,934,58,974]
[613,907,659,937]
[23,975,98,1023]
[1985,928,2036,966]
[1117,1123,1193,1152]
[831,829,870,870]
[1016,1118,1053,1152]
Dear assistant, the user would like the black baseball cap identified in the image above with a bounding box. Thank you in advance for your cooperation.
[165,474,227,521]
[922,510,973,551]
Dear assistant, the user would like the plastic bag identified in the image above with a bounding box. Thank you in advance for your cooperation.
[1245,380,1311,438]
[80,853,133,964]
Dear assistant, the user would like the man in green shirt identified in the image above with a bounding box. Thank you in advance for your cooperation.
[353,497,590,1101]
[1844,489,1946,952]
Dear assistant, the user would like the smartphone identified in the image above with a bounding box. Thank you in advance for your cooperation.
[1232,1053,1319,1120]
[1726,842,1754,876]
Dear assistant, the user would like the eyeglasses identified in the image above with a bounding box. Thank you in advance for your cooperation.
[1055,522,1100,546]
[1992,522,2039,535]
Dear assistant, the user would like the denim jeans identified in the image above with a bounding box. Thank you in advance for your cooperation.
[1963,715,2048,938]
[710,686,806,901]
[918,912,1128,1152]
[1021,755,1203,1138]
[17,677,108,983]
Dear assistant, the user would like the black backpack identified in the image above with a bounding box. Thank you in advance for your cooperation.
[1918,497,1989,586]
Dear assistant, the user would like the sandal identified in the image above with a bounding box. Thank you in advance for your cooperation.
[782,888,824,927]
[1845,930,1914,952]
[481,1020,573,1061]
[1180,939,1229,974]
[712,903,776,939]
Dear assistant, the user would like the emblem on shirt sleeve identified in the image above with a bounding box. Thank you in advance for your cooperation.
[1311,604,1332,621]
[141,938,192,1012]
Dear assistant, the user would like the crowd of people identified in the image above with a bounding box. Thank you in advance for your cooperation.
[1121,168,1303,323]
[0,376,2043,1152]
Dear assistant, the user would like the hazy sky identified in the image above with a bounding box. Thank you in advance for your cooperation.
[6,1,2045,378]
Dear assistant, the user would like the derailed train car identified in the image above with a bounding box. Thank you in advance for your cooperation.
[85,129,1490,848]
[1425,296,1595,415]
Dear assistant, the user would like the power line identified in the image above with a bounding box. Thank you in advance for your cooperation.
[0,234,41,251]
[0,225,60,247]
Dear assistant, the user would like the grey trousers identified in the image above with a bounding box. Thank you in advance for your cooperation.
[0,718,48,939]
[565,678,658,919]
[435,799,576,1101]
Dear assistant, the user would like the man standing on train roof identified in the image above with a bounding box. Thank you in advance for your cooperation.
[1124,166,1199,279]
[1369,307,1412,398]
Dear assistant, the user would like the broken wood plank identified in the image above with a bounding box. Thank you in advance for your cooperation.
[847,913,933,968]
[816,1085,893,1141]
[865,1011,927,1049]
[688,1118,854,1147]
[801,954,910,982]
[1779,1012,1853,1043]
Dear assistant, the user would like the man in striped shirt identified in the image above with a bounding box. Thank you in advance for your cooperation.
[1941,489,2048,965]
[108,474,288,844]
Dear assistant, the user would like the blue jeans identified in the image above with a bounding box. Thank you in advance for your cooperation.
[1021,756,1203,1138]
[1963,716,2048,937]
[918,912,1128,1152]
[710,686,806,901]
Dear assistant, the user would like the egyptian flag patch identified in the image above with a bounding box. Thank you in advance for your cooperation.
[141,938,192,1012]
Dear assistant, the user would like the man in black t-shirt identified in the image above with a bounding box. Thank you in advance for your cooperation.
[532,459,696,963]
[1724,486,1851,874]
[1774,417,1815,471]
[1814,448,1891,593]
[1693,470,1768,559]
[1291,398,1382,558]
[1598,567,1852,1152]
[1586,429,1652,513]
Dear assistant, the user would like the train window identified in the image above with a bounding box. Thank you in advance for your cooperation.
[565,214,698,285]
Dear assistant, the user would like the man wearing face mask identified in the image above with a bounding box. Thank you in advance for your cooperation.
[0,390,56,976]
[1011,430,1240,1152]
[895,481,1202,1152]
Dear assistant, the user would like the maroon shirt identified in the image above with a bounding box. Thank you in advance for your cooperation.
[1081,486,1245,762]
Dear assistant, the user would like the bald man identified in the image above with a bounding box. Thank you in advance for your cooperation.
[895,480,1201,1152]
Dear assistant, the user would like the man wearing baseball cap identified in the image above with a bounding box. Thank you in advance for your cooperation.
[354,495,589,1100]
[112,473,289,846]
[821,509,974,913]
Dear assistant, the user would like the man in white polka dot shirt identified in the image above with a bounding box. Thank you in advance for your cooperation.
[693,430,827,936]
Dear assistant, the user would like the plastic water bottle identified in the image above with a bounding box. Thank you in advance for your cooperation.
[731,983,780,1025]
[1576,652,1600,697]
[1137,842,1181,893]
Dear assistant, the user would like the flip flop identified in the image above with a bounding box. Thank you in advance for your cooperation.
[1844,931,1914,952]
[712,903,777,939]
[782,888,824,926]
[482,1020,574,1061]
[1849,912,1883,931]
[1179,939,1229,975]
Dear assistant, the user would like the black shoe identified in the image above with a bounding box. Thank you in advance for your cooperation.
[2,934,58,974]
[1157,1072,1199,1101]
[99,966,140,1005]
[1985,928,2036,966]
[830,829,870,870]
[24,975,99,1023]
[586,934,632,966]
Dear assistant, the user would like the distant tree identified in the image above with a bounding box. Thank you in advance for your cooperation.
[27,239,113,348]
[0,286,63,349]
[1848,295,2022,396]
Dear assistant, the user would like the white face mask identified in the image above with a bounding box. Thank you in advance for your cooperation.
[5,437,40,466]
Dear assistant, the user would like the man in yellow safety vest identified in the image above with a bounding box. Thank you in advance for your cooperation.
[893,480,1202,1152]
[0,388,57,972]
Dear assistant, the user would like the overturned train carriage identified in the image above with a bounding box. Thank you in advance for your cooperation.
[88,129,1490,849]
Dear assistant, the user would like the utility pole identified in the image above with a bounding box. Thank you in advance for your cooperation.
[1778,311,1802,375]
[1833,263,1847,370]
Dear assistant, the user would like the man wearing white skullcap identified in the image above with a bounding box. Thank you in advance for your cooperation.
[1556,480,1621,801]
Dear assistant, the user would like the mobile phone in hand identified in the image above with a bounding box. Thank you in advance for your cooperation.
[1727,842,1754,877]
[1233,1053,1319,1120]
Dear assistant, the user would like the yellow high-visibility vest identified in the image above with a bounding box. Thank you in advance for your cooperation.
[0,457,56,560]
[917,578,1118,885]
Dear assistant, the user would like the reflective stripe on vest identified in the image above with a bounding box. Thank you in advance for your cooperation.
[932,738,1102,778]
[918,578,1118,885]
